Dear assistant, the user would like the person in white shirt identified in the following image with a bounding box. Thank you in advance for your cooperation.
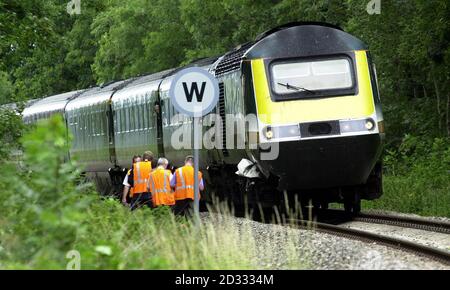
[121,155,141,205]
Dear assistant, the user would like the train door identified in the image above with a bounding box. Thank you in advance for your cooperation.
[153,90,165,156]
[106,100,117,166]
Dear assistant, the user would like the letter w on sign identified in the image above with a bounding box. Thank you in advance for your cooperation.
[183,82,206,102]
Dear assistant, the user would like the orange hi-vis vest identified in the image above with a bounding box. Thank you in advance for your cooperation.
[133,161,152,194]
[149,168,175,206]
[174,165,203,201]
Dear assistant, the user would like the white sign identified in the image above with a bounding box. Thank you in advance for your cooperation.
[169,67,219,117]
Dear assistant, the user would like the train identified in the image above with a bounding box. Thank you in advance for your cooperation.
[21,22,384,214]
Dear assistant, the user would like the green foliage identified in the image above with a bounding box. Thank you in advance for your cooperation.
[365,136,450,216]
[0,0,77,100]
[2,1,449,131]
[91,0,193,83]
[0,115,93,268]
[0,71,14,105]
[345,0,449,137]
[0,108,24,159]
[64,0,105,88]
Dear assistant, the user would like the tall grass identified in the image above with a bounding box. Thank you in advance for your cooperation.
[1,192,312,269]
[72,199,260,269]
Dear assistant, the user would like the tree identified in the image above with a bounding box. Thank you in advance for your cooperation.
[0,0,448,139]
[1,0,79,100]
[0,71,14,105]
[64,0,106,88]
[91,0,193,83]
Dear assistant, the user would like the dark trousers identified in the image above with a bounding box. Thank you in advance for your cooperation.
[130,193,152,210]
[172,199,193,216]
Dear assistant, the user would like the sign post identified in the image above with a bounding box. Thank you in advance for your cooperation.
[169,67,219,223]
[193,116,200,216]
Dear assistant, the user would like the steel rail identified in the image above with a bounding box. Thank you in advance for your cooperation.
[325,209,450,234]
[290,219,450,266]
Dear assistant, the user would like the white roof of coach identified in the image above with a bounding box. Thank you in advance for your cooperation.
[22,90,84,117]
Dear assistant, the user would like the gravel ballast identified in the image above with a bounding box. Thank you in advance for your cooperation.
[201,212,449,270]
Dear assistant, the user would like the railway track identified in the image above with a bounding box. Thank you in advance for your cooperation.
[290,212,450,266]
[339,209,450,234]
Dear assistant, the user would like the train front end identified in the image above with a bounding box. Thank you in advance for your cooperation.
[244,23,384,207]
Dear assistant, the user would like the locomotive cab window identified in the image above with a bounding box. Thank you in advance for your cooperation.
[269,56,357,101]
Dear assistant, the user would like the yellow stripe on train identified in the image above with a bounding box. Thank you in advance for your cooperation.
[251,50,375,125]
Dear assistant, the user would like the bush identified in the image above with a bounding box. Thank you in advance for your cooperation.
[365,136,450,217]
[0,115,93,268]
[0,108,24,160]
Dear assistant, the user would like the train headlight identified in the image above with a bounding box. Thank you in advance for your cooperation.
[341,123,351,132]
[263,125,300,140]
[340,119,377,133]
[264,127,274,139]
[280,125,300,138]
[365,119,375,130]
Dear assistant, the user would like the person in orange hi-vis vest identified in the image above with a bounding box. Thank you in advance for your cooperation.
[121,155,141,206]
[128,151,154,210]
[148,157,175,207]
[170,155,204,216]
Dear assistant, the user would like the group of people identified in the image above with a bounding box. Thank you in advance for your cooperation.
[121,151,204,215]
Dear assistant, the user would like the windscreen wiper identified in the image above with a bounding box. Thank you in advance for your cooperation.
[277,82,315,94]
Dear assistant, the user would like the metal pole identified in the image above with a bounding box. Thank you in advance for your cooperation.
[193,116,200,224]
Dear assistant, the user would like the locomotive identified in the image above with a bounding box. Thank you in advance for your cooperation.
[22,22,384,214]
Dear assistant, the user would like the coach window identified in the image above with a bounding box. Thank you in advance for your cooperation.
[77,111,82,132]
[92,108,97,136]
[119,105,124,134]
[129,100,134,132]
[123,104,127,133]
[136,96,141,131]
[96,108,100,136]
[131,100,136,132]
[139,98,143,130]
[143,94,149,130]
[121,104,125,133]
[133,99,137,131]
[120,105,125,134]
[100,109,105,136]
[134,99,138,132]
[163,99,169,126]
[136,98,140,131]
[79,110,84,132]
[118,107,121,134]
[133,99,138,132]
[90,109,95,137]
[140,97,145,131]
[114,106,120,134]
